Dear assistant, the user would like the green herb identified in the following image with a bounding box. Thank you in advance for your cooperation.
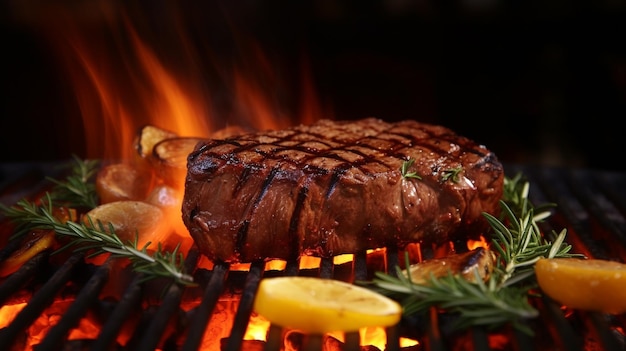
[363,173,582,335]
[0,157,195,287]
[48,155,100,209]
[441,166,463,183]
[400,158,422,180]
[1,195,195,286]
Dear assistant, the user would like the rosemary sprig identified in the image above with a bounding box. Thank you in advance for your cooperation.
[441,166,462,183]
[372,264,537,334]
[48,155,100,209]
[365,173,582,334]
[400,158,422,179]
[0,157,195,287]
[1,195,195,286]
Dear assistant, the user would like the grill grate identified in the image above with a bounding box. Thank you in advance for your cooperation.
[1,162,625,351]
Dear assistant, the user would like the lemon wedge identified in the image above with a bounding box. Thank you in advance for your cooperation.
[535,257,626,314]
[0,230,56,277]
[253,276,402,333]
[83,201,169,249]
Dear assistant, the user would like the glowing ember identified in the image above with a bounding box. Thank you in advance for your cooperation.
[0,303,25,329]
[467,235,490,251]
[0,4,486,351]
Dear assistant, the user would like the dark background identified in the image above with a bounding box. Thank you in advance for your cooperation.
[1,1,625,171]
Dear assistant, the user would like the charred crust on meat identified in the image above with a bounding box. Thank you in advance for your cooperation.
[234,167,279,255]
[325,167,348,199]
[188,207,199,225]
[235,220,250,258]
[189,158,220,177]
[187,143,207,161]
[182,118,505,263]
[235,164,262,194]
[287,186,309,261]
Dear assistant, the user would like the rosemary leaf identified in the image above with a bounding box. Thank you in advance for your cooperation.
[1,195,195,287]
[0,157,195,286]
[441,166,463,183]
[400,158,422,179]
[364,173,583,335]
[48,155,100,209]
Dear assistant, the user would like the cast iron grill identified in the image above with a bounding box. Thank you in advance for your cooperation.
[0,162,625,351]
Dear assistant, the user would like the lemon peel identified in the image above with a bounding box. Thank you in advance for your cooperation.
[535,257,626,314]
[253,276,402,333]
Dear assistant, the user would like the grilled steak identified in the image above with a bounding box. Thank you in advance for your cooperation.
[182,118,504,264]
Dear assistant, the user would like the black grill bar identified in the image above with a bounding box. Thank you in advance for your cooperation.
[470,327,490,351]
[137,282,185,351]
[0,251,83,347]
[1,162,626,350]
[384,324,400,351]
[540,295,583,351]
[35,258,112,351]
[511,326,535,351]
[319,257,334,278]
[586,312,624,351]
[509,165,626,260]
[0,250,48,305]
[0,162,67,209]
[92,273,143,351]
[137,246,202,351]
[182,262,229,351]
[570,171,626,252]
[222,260,265,351]
[264,324,283,351]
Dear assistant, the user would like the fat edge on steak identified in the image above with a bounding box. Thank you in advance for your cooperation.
[182,118,504,264]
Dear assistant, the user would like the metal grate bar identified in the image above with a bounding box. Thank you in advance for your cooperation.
[0,162,66,209]
[319,257,334,278]
[540,294,584,351]
[343,332,360,351]
[35,258,112,351]
[137,282,185,351]
[92,273,144,351]
[352,250,368,281]
[570,171,626,252]
[384,324,400,351]
[264,324,284,351]
[586,311,625,350]
[531,167,612,259]
[423,308,445,351]
[1,163,626,350]
[182,262,229,351]
[125,304,158,349]
[470,327,490,351]
[223,260,265,351]
[136,247,201,351]
[511,326,536,351]
[284,258,300,276]
[0,250,48,305]
[595,171,626,214]
[0,252,83,347]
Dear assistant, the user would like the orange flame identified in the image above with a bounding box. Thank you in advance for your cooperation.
[0,4,413,350]
[467,235,490,251]
[47,15,212,161]
[39,4,328,162]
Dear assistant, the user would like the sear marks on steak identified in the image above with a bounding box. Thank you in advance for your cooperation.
[182,118,504,264]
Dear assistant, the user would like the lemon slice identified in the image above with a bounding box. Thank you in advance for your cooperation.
[535,257,626,314]
[253,276,402,333]
[0,230,56,277]
[83,201,169,250]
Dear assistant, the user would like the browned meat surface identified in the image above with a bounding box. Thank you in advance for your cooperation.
[182,118,504,263]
